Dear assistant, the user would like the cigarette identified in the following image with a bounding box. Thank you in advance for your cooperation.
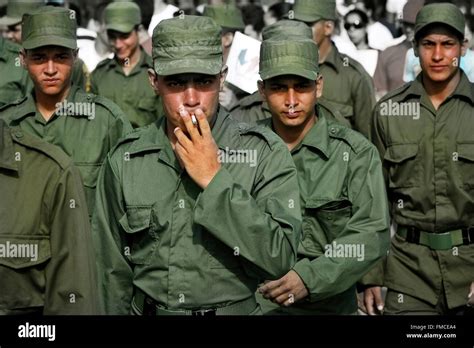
[191,114,197,125]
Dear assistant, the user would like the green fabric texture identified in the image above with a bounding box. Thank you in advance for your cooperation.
[22,6,77,50]
[257,110,390,314]
[0,37,32,107]
[0,85,132,216]
[104,1,141,34]
[0,120,99,314]
[91,48,163,128]
[152,15,223,76]
[293,0,337,23]
[259,38,319,80]
[262,19,313,41]
[202,4,245,30]
[0,0,44,26]
[415,3,465,39]
[366,72,474,309]
[91,109,302,314]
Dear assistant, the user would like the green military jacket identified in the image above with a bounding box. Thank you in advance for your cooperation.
[319,43,375,138]
[91,49,162,128]
[0,85,132,215]
[0,37,31,107]
[92,109,302,314]
[366,72,474,309]
[230,92,353,127]
[0,121,98,314]
[259,109,390,314]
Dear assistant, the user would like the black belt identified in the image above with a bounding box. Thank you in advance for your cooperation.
[397,226,474,250]
[132,288,257,316]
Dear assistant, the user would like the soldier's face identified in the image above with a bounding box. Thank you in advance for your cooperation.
[108,29,140,61]
[259,74,322,129]
[6,23,22,44]
[416,25,467,84]
[21,46,76,97]
[149,71,226,130]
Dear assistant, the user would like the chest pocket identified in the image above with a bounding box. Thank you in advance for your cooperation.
[384,143,420,189]
[456,142,474,189]
[119,205,158,265]
[302,198,352,253]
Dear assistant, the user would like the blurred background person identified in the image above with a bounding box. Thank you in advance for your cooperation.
[343,7,378,76]
[373,0,424,99]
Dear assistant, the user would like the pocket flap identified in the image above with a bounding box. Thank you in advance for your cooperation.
[0,235,51,269]
[457,142,474,162]
[384,144,418,163]
[305,198,351,210]
[75,163,101,188]
[119,206,152,233]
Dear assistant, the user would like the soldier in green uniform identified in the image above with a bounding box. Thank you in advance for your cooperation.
[292,0,375,138]
[0,119,98,314]
[230,19,350,127]
[362,3,474,315]
[92,15,302,315]
[0,36,31,107]
[0,6,132,216]
[255,34,390,314]
[0,0,90,91]
[91,1,162,128]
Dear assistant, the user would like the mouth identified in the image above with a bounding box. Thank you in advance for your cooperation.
[283,110,302,118]
[430,65,448,72]
[43,79,60,85]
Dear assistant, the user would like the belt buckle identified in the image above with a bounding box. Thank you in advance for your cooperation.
[191,308,216,316]
[463,226,474,244]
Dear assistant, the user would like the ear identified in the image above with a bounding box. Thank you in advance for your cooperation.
[219,65,228,91]
[19,49,27,69]
[222,32,234,48]
[315,75,323,99]
[323,20,335,37]
[147,68,160,95]
[257,80,266,102]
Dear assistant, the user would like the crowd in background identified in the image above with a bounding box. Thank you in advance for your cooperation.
[2,0,473,102]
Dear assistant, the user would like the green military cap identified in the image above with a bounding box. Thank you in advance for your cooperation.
[293,0,337,23]
[152,15,222,76]
[262,19,313,41]
[0,0,44,27]
[259,37,319,81]
[415,3,465,39]
[202,4,245,31]
[22,6,77,50]
[104,1,141,34]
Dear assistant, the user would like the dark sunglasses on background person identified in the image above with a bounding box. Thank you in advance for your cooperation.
[344,21,366,30]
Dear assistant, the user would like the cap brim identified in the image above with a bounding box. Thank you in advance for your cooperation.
[0,16,22,27]
[106,23,135,34]
[154,58,222,76]
[23,36,77,50]
[415,21,464,39]
[294,13,323,23]
[260,66,318,81]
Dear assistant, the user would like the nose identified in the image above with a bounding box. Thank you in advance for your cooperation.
[184,83,199,108]
[45,59,56,76]
[285,88,297,107]
[432,43,443,62]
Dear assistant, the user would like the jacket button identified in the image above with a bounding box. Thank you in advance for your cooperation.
[14,131,23,138]
[330,128,337,134]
